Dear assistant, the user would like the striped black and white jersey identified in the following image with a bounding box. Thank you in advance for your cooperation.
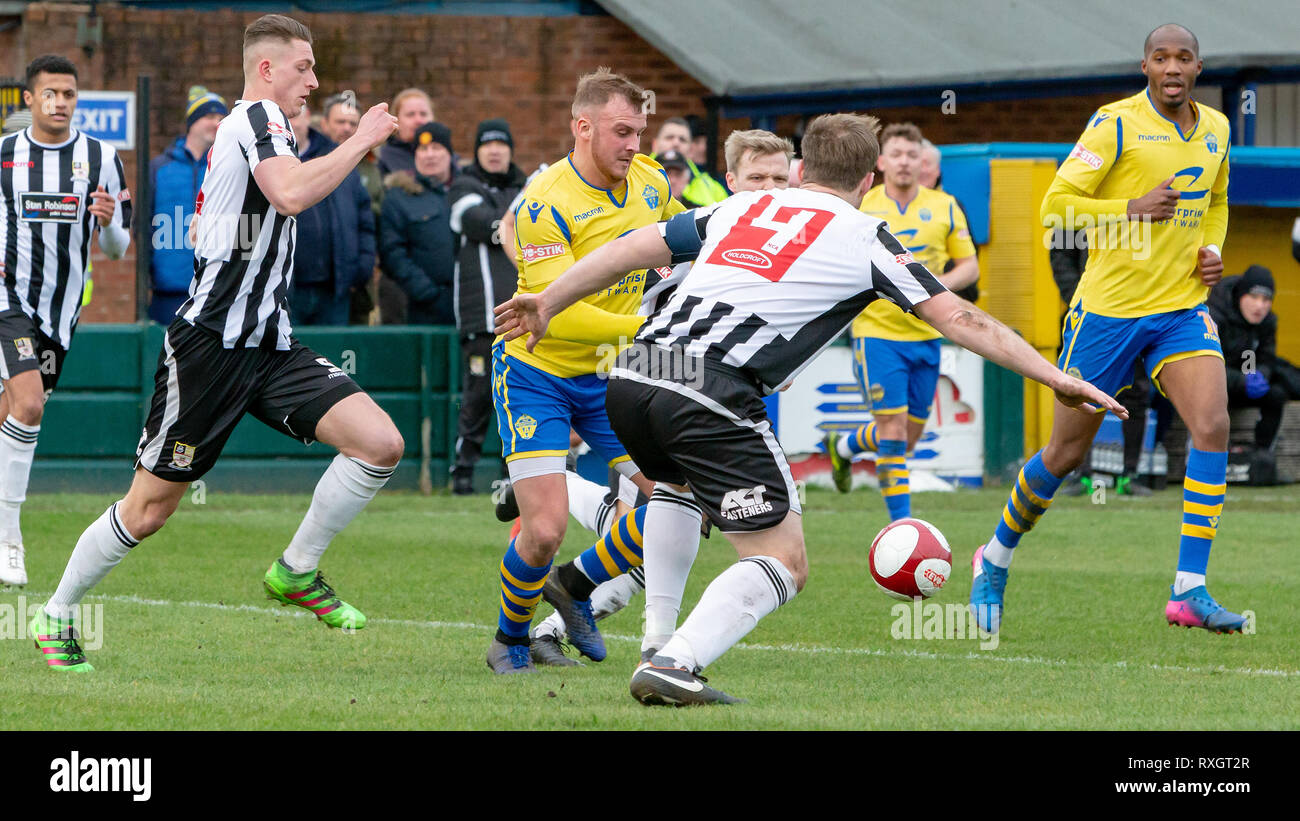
[0,127,132,348]
[181,99,298,350]
[644,187,948,393]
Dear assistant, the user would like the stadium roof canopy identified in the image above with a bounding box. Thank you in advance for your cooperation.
[598,0,1300,117]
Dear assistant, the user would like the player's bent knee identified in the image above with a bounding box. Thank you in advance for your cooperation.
[9,397,44,426]
[367,428,404,468]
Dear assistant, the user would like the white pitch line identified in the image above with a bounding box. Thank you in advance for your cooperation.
[19,591,1289,681]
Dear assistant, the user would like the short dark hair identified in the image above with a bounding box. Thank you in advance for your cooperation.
[801,113,881,192]
[1144,23,1198,56]
[25,55,78,90]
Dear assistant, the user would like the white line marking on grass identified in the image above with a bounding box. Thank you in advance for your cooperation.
[14,591,1298,680]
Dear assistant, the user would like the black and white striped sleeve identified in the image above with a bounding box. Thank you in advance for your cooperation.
[657,203,722,264]
[867,222,948,313]
[245,101,298,174]
[97,143,132,257]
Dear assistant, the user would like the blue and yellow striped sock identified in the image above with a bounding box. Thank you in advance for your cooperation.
[876,439,910,520]
[985,451,1064,567]
[575,505,646,586]
[1178,448,1226,584]
[844,420,880,455]
[497,537,550,643]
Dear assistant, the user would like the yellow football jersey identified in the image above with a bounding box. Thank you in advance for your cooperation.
[1047,90,1230,318]
[504,153,684,377]
[853,185,975,340]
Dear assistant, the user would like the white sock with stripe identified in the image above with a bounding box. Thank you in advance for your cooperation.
[46,501,138,622]
[0,415,39,544]
[565,470,615,535]
[282,454,395,574]
[659,556,797,671]
[642,485,702,655]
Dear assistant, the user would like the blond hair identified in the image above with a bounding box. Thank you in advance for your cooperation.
[391,88,434,120]
[724,129,793,174]
[571,67,647,119]
[800,113,881,192]
[243,15,312,76]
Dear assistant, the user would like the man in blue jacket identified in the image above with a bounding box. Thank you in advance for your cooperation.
[379,122,456,325]
[287,102,376,325]
[148,85,225,324]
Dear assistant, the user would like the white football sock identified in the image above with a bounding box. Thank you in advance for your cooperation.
[0,415,40,544]
[659,556,796,671]
[535,567,645,639]
[836,434,855,460]
[642,485,702,654]
[46,501,138,622]
[982,535,1014,569]
[282,454,394,573]
[565,470,614,535]
[592,566,645,619]
[1173,571,1206,596]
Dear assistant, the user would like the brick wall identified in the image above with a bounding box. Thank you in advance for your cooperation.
[9,2,1126,322]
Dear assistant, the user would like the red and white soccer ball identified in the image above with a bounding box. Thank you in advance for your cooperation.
[868,518,953,600]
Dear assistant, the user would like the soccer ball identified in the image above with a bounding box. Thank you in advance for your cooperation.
[868,518,953,600]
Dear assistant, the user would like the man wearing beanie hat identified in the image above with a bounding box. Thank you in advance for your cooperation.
[148,85,227,324]
[379,120,457,326]
[1209,264,1300,452]
[445,118,527,494]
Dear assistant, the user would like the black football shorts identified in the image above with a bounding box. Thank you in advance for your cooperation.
[605,343,801,533]
[135,318,362,481]
[0,309,69,393]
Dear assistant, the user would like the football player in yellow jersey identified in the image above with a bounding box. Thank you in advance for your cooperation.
[970,24,1248,635]
[825,123,978,521]
[486,68,685,673]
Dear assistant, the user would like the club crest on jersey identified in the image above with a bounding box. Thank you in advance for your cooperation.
[70,161,90,183]
[1204,132,1218,154]
[513,415,538,440]
[641,184,659,210]
[521,243,565,262]
[13,338,35,360]
[169,442,196,470]
[918,208,932,222]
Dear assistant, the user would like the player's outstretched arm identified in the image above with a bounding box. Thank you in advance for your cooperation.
[494,223,671,350]
[254,103,397,216]
[916,290,1128,418]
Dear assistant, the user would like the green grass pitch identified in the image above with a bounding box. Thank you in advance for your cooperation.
[1,485,1295,730]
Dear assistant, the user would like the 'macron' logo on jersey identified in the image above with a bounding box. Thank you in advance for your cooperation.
[719,484,773,521]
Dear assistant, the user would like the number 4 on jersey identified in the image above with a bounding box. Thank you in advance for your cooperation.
[705,194,834,282]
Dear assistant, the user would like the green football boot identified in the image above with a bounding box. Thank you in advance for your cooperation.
[824,431,852,494]
[263,559,367,630]
[30,610,94,673]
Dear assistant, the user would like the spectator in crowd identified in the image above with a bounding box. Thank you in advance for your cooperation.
[683,113,730,204]
[320,90,382,323]
[651,116,727,207]
[147,85,226,324]
[656,149,691,204]
[380,121,456,325]
[378,88,433,177]
[1209,265,1300,452]
[1051,233,1154,495]
[918,138,942,189]
[446,119,527,494]
[285,102,375,325]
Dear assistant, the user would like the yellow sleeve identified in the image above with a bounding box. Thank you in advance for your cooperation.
[662,196,687,219]
[946,199,976,259]
[1041,112,1129,228]
[1202,149,1230,249]
[549,302,645,346]
[514,197,575,292]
